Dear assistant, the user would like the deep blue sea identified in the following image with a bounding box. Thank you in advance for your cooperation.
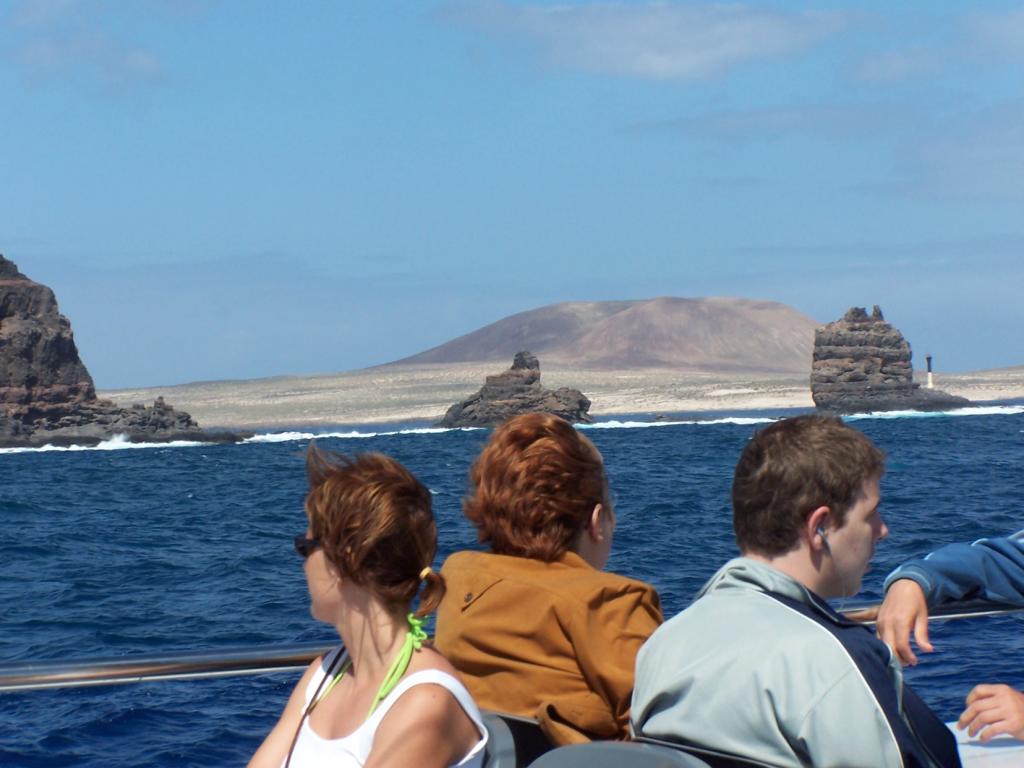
[2,405,1024,767]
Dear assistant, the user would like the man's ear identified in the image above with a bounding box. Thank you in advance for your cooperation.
[806,505,831,551]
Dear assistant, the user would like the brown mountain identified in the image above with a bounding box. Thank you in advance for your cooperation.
[391,297,817,373]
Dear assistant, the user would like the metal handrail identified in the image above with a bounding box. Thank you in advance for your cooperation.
[2,596,1022,693]
[0,641,332,693]
[839,597,1024,625]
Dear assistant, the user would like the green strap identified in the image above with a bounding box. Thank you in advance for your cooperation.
[366,613,427,718]
[312,614,426,719]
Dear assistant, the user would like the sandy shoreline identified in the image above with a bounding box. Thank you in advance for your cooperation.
[97,363,1024,431]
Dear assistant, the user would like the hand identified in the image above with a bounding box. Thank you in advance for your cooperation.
[876,579,933,666]
[959,684,1024,742]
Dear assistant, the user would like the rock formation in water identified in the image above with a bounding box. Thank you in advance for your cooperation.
[811,306,970,414]
[0,254,244,447]
[438,351,592,427]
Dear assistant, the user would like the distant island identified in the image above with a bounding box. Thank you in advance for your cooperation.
[0,254,248,448]
[389,296,818,373]
[88,296,1024,430]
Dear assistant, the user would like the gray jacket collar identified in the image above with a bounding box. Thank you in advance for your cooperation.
[698,556,822,606]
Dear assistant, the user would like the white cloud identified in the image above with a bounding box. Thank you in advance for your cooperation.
[11,33,163,89]
[846,102,1024,201]
[913,105,1024,200]
[8,0,84,27]
[640,103,915,140]
[3,0,165,91]
[849,7,1024,84]
[965,7,1024,60]
[445,1,848,80]
[853,48,939,83]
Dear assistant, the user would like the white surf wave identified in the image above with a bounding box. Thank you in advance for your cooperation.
[5,405,1017,455]
[846,404,1024,421]
[581,416,777,430]
[0,434,208,455]
[243,426,480,445]
[244,430,365,443]
[584,406,1023,430]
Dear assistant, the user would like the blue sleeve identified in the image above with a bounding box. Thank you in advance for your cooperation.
[883,536,1024,607]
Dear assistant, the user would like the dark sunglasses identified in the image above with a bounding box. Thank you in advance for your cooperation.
[294,535,321,559]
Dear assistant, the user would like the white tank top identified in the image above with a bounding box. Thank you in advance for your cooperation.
[284,647,488,768]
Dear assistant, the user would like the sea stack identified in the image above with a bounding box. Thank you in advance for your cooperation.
[438,351,592,427]
[0,254,242,447]
[810,306,970,414]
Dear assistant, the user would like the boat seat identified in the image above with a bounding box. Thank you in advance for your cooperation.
[528,738,778,768]
[634,736,779,768]
[482,712,554,768]
[527,741,713,767]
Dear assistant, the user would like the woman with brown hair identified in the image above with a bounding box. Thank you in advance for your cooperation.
[250,446,487,768]
[434,413,662,746]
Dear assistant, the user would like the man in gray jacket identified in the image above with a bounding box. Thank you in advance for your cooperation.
[631,415,960,767]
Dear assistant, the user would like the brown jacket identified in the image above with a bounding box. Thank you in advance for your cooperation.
[434,550,662,746]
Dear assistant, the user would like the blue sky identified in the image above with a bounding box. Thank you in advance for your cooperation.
[2,0,1022,387]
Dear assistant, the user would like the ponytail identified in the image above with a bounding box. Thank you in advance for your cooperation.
[415,568,447,618]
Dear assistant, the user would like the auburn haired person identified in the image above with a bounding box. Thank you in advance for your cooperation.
[250,446,487,768]
[435,413,662,747]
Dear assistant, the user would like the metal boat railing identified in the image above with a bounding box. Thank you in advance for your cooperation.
[1,599,1021,693]
[0,641,332,693]
[839,597,1024,625]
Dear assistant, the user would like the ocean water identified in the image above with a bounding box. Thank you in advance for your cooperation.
[1,405,1023,767]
